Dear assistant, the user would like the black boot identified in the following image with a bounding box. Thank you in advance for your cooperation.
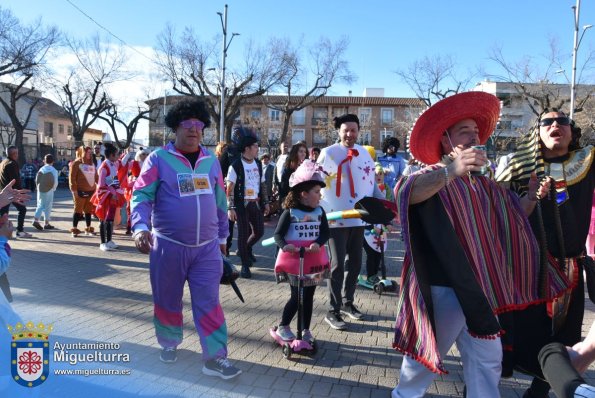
[240,264,252,279]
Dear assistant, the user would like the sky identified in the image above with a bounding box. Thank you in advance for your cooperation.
[2,0,594,142]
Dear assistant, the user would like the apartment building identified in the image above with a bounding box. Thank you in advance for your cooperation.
[0,83,105,160]
[146,89,425,151]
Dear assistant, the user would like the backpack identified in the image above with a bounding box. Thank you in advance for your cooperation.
[37,171,55,193]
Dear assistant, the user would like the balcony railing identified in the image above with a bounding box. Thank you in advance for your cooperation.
[311,117,328,126]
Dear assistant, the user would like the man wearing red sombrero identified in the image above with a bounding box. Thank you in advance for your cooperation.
[391,92,571,398]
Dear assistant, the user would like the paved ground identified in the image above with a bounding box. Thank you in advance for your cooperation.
[0,188,594,397]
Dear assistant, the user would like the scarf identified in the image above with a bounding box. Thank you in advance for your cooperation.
[336,148,359,198]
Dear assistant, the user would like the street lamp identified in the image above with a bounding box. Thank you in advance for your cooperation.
[217,4,240,143]
[569,0,592,119]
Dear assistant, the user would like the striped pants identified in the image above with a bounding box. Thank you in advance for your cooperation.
[236,201,264,265]
[150,237,227,361]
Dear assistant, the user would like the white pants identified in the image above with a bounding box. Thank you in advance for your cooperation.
[392,286,502,398]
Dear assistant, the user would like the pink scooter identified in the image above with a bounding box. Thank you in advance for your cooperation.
[269,247,317,358]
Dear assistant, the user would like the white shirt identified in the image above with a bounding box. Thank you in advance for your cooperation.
[227,159,263,200]
[275,154,288,181]
[317,143,378,228]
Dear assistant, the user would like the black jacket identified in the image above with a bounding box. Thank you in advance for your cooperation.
[0,158,21,189]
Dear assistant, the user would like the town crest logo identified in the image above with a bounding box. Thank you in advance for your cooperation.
[9,321,52,387]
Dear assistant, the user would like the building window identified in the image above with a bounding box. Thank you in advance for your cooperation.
[497,120,512,130]
[332,107,348,117]
[44,122,54,137]
[312,107,328,125]
[381,129,394,141]
[250,108,262,120]
[269,108,281,122]
[381,108,394,125]
[291,129,305,144]
[59,124,64,134]
[292,109,305,125]
[313,131,328,145]
[357,131,371,146]
[67,126,72,135]
[358,108,372,126]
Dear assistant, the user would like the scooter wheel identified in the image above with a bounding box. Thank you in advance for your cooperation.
[282,343,292,359]
[374,283,384,295]
[309,341,317,355]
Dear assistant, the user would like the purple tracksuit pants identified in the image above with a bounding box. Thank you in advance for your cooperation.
[150,236,227,361]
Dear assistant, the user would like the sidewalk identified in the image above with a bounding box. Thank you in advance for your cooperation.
[0,188,593,397]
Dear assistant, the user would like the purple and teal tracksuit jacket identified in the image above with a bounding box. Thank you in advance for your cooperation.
[131,142,230,360]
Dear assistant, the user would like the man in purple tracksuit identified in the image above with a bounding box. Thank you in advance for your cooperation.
[131,99,241,380]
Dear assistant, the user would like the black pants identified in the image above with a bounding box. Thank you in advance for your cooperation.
[363,239,381,278]
[23,178,35,192]
[226,219,235,253]
[280,285,316,330]
[0,202,27,232]
[236,202,264,266]
[538,342,589,398]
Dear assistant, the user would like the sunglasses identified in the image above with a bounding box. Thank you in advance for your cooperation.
[539,117,571,127]
[179,120,205,130]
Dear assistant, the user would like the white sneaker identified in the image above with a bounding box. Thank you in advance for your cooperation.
[99,243,112,252]
[106,240,118,249]
[16,231,32,238]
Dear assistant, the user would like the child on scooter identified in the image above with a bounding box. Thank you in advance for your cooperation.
[273,159,330,343]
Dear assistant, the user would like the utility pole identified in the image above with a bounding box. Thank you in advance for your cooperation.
[217,4,239,143]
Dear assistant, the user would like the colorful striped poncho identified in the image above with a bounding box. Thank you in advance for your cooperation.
[393,166,571,374]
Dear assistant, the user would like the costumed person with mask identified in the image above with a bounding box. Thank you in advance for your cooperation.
[226,127,270,279]
[496,110,595,398]
[131,98,241,379]
[361,159,394,285]
[91,143,127,251]
[273,159,330,343]
[377,136,407,190]
[123,149,149,235]
[69,146,97,237]
[391,92,570,398]
[316,114,383,330]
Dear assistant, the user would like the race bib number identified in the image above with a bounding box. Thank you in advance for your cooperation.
[193,174,212,194]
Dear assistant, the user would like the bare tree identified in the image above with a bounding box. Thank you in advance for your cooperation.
[487,39,595,116]
[94,103,153,149]
[395,54,473,106]
[0,6,58,161]
[155,25,291,141]
[54,34,128,145]
[263,36,355,144]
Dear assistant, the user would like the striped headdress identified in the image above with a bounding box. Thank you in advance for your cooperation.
[495,117,545,194]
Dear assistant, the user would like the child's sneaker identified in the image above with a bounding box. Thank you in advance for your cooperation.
[31,221,43,231]
[99,243,112,252]
[202,357,241,380]
[302,329,314,344]
[106,240,118,249]
[71,228,82,237]
[275,325,296,341]
[85,227,95,236]
[367,274,381,284]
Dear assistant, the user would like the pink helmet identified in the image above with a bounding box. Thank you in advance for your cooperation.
[289,159,326,191]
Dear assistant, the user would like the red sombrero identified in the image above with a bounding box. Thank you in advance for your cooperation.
[408,91,501,165]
